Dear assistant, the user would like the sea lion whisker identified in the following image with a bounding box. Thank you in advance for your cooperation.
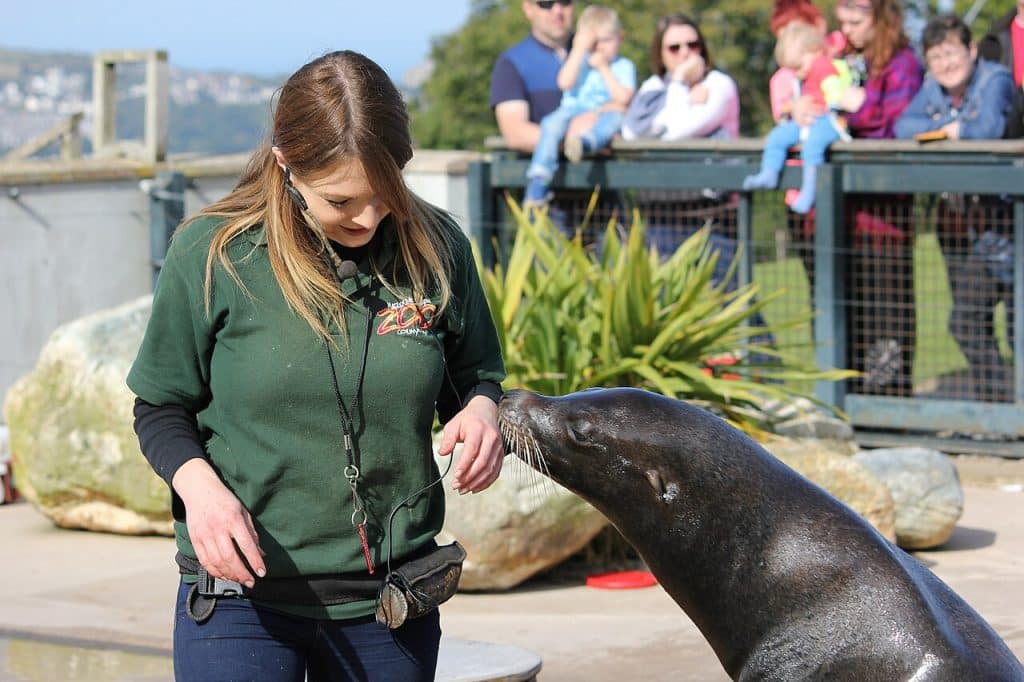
[530,439,559,498]
[499,418,554,497]
[503,430,536,499]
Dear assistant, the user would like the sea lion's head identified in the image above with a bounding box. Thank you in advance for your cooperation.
[498,387,704,510]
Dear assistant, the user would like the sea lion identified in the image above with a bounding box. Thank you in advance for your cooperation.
[498,387,1024,681]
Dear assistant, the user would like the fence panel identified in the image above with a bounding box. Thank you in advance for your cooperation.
[473,139,1024,453]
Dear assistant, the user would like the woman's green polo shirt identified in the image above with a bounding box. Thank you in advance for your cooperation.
[127,215,505,619]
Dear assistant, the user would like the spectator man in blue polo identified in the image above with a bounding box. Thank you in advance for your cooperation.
[491,0,575,152]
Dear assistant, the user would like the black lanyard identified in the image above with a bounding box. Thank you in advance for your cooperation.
[323,270,376,574]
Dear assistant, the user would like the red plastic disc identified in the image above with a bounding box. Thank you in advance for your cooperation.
[585,570,658,589]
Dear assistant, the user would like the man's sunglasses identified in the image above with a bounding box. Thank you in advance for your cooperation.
[665,40,702,53]
[535,0,572,9]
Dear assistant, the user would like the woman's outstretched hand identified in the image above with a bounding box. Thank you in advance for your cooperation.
[438,396,504,494]
[173,458,266,587]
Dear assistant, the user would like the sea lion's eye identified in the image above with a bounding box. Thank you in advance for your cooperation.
[567,423,589,444]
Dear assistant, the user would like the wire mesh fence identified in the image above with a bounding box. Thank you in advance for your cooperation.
[482,182,1019,407]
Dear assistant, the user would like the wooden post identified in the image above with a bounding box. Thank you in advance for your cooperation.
[91,50,168,162]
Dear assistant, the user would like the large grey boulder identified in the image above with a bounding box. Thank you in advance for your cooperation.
[854,447,963,549]
[765,397,856,443]
[764,435,897,542]
[437,452,608,590]
[3,296,172,535]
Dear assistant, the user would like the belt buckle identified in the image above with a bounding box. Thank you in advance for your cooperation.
[197,568,246,598]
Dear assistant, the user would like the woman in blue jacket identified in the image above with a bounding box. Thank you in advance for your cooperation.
[895,15,1015,140]
[896,15,1017,403]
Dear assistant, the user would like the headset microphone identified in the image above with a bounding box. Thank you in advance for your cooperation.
[282,167,309,211]
[286,184,308,211]
[281,167,363,286]
[336,260,359,281]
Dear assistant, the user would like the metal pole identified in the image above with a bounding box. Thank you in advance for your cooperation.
[1014,197,1023,403]
[467,160,496,268]
[147,170,186,289]
[963,0,990,26]
[814,164,846,409]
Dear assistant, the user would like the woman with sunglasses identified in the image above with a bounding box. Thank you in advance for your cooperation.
[621,13,739,141]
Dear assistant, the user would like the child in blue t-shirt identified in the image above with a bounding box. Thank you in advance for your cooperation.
[525,5,636,205]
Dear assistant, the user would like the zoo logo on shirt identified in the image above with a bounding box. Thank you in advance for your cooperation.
[376,298,437,337]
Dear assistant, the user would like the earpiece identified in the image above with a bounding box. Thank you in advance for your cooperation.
[279,163,356,286]
[282,167,309,211]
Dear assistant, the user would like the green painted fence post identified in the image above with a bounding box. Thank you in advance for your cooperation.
[814,163,846,408]
[147,170,186,289]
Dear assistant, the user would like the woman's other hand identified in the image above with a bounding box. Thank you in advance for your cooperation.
[941,120,961,140]
[567,111,599,137]
[438,396,504,494]
[173,458,266,587]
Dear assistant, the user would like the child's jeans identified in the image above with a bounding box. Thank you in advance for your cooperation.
[760,115,841,172]
[527,104,623,182]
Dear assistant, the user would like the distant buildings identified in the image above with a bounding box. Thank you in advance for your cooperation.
[0,50,277,155]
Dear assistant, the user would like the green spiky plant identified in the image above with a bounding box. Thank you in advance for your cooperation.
[474,196,856,433]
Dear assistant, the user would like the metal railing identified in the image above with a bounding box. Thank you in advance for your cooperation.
[468,138,1024,455]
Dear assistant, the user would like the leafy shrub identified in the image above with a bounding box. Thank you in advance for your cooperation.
[474,198,855,431]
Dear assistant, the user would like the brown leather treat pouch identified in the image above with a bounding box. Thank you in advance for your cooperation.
[375,541,466,629]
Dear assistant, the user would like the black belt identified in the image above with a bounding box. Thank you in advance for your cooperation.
[176,552,380,608]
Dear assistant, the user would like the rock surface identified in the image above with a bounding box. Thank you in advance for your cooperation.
[3,296,172,535]
[763,396,856,443]
[854,447,963,549]
[437,453,609,590]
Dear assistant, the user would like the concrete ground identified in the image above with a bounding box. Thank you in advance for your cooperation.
[0,456,1022,681]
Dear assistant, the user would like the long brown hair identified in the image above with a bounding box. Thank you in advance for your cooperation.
[847,0,909,76]
[649,13,711,77]
[185,50,455,341]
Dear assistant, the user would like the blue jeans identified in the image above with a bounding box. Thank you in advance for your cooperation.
[759,116,839,172]
[173,580,441,681]
[527,103,623,182]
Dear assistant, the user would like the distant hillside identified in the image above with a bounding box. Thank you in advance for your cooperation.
[117,97,272,156]
[0,46,278,157]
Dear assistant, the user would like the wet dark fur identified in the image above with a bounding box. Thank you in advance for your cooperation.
[499,387,1024,681]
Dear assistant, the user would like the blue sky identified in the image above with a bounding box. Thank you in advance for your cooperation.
[5,1,475,81]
